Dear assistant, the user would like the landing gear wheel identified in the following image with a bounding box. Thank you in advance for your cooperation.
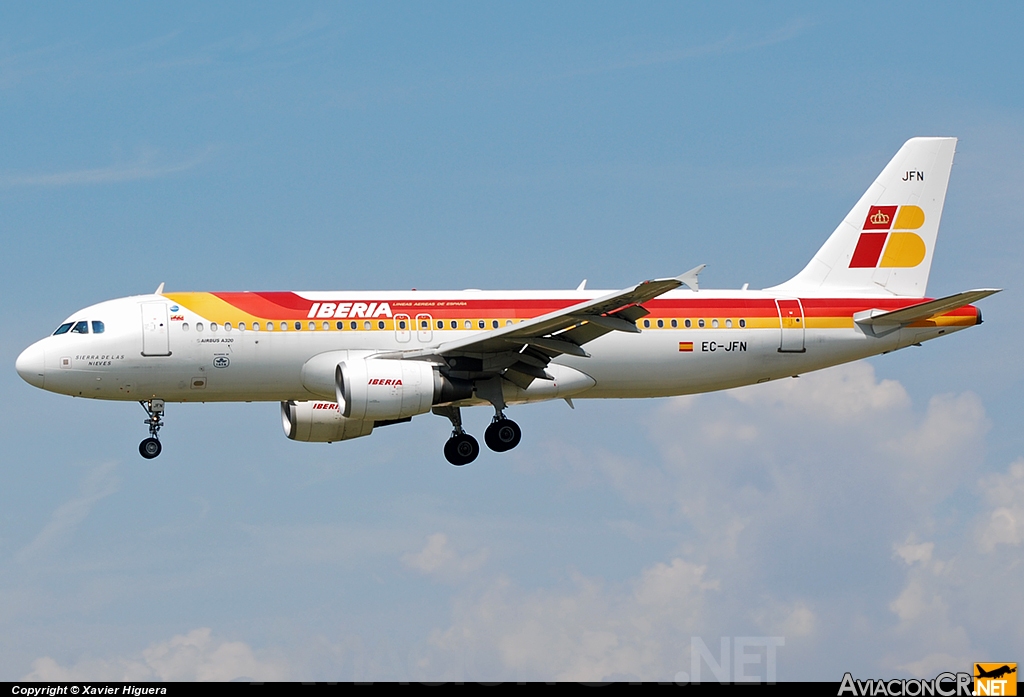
[139,437,162,459]
[484,418,522,452]
[444,433,480,466]
[138,399,166,459]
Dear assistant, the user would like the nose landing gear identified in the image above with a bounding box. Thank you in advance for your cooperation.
[139,399,165,459]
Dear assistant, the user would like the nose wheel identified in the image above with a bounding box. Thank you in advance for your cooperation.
[484,417,522,452]
[139,437,162,459]
[138,399,165,459]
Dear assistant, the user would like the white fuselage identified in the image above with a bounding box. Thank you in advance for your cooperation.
[15,288,977,407]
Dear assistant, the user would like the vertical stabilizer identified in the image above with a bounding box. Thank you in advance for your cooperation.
[770,137,956,297]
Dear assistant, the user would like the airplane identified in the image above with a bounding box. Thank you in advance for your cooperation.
[975,665,1016,680]
[15,137,1000,466]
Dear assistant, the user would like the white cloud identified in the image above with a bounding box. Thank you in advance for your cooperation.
[418,558,718,682]
[12,363,1019,682]
[402,532,488,580]
[419,361,1001,681]
[978,459,1024,551]
[16,461,120,565]
[895,540,934,566]
[753,601,816,639]
[22,628,287,682]
[728,360,911,420]
[0,148,212,188]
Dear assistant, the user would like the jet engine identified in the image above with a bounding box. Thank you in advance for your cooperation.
[335,358,471,421]
[281,400,375,443]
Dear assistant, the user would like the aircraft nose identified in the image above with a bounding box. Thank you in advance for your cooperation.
[15,342,46,389]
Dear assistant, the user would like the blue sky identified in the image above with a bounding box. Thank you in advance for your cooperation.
[1,2,1022,681]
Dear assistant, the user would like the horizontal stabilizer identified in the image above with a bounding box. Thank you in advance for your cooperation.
[855,289,1000,326]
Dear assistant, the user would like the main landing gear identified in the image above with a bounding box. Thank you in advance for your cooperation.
[139,399,165,459]
[484,416,522,453]
[434,406,522,466]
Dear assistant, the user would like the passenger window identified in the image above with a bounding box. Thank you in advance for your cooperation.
[399,320,407,330]
[71,321,89,334]
[712,319,719,328]
[725,319,732,328]
[196,322,204,332]
[698,319,705,328]
[239,322,246,331]
[267,322,275,331]
[336,321,344,330]
[182,323,190,331]
[91,321,105,334]
[295,322,302,331]
[421,320,428,329]
[378,320,385,329]
[685,319,692,328]
[436,320,443,329]
[478,320,485,329]
[465,320,471,329]
[739,319,746,328]
[323,321,329,331]
[280,322,287,331]
[451,321,457,329]
[210,323,218,332]
[308,322,316,331]
[671,319,678,328]
[643,320,651,328]
[225,322,233,331]
[657,319,664,328]
[253,322,260,331]
[53,323,73,335]
[492,320,499,329]
[506,320,512,326]
[350,321,357,330]
[363,321,371,330]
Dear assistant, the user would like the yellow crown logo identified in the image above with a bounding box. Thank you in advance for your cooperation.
[871,209,891,225]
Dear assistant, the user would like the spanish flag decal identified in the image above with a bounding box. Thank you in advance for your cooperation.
[679,342,693,352]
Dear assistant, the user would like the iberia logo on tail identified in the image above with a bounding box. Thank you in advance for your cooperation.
[849,205,926,268]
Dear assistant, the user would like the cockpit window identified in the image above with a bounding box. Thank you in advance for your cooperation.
[53,323,73,335]
[91,321,105,334]
[70,321,89,334]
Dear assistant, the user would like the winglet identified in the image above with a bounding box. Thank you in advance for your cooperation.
[576,279,587,291]
[155,282,165,295]
[677,264,706,292]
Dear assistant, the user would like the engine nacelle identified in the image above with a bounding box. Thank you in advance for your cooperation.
[336,358,448,421]
[281,400,374,443]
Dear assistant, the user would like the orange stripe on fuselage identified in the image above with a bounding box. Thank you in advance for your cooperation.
[163,292,979,327]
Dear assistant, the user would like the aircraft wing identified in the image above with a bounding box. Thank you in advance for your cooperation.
[855,289,1001,326]
[378,266,704,387]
